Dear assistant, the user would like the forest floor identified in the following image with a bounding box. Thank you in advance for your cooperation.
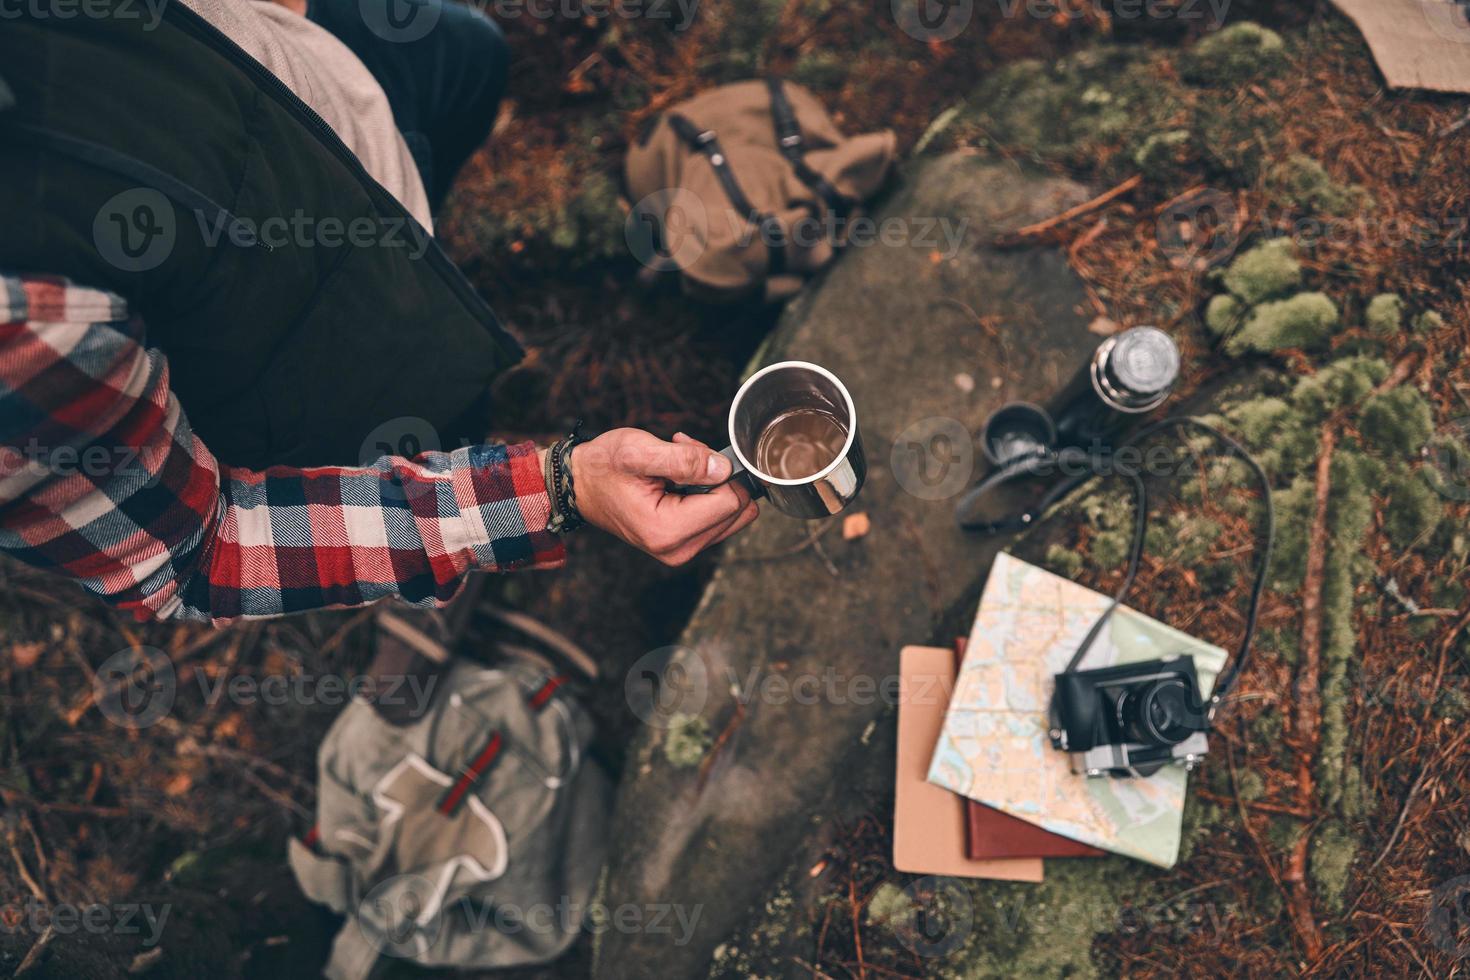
[3,1,1470,977]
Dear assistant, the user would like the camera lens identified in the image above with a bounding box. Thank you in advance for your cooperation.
[1119,678,1197,746]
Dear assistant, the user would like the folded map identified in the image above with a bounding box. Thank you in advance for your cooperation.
[927,551,1227,868]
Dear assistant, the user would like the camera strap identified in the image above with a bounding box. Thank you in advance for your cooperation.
[962,416,1275,717]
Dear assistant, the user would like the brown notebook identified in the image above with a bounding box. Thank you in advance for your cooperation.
[953,638,1105,861]
[893,647,1043,882]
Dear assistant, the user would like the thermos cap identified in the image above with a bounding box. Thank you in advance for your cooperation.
[1105,327,1180,399]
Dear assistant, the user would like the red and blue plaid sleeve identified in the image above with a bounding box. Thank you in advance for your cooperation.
[0,274,564,626]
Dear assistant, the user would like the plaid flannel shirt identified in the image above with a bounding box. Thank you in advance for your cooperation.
[0,274,564,625]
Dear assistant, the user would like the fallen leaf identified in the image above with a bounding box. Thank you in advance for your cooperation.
[164,773,193,797]
[1088,316,1121,336]
[842,512,871,540]
[10,642,44,670]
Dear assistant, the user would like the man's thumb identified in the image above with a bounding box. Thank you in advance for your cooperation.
[645,441,731,485]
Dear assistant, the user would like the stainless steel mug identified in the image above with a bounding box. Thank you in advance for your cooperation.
[678,361,865,519]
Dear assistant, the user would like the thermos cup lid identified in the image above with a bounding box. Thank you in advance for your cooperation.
[1105,327,1180,399]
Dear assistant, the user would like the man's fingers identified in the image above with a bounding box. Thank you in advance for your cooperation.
[671,431,710,449]
[640,439,731,486]
[652,481,748,541]
[662,500,760,566]
[707,500,759,546]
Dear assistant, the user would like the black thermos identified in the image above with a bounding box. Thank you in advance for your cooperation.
[1050,326,1180,451]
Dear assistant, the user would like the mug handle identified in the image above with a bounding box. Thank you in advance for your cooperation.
[668,446,766,500]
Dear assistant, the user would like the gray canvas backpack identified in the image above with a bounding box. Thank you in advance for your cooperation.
[289,654,609,979]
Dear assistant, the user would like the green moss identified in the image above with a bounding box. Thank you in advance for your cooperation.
[1267,814,1305,852]
[939,858,1148,980]
[1309,822,1358,915]
[1205,294,1244,336]
[552,172,626,258]
[1133,129,1192,182]
[1088,529,1131,570]
[1365,294,1405,338]
[1236,769,1266,801]
[1316,450,1377,815]
[1382,470,1443,548]
[1193,99,1282,181]
[1228,396,1293,446]
[1181,23,1288,86]
[1266,154,1372,216]
[1358,387,1434,458]
[1224,292,1339,355]
[663,712,712,768]
[1146,514,1223,566]
[1224,395,1318,478]
[1044,544,1084,579]
[1249,705,1282,745]
[1222,239,1302,306]
[864,882,910,927]
[1269,478,1316,590]
[1436,686,1470,721]
[790,51,847,91]
[1291,356,1389,421]
[960,47,1182,171]
[1413,310,1445,334]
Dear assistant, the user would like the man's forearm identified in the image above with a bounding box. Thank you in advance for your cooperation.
[174,441,564,624]
[0,273,563,626]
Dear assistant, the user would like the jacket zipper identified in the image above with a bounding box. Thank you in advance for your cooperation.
[167,1,524,360]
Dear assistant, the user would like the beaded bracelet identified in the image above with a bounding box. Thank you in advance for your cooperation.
[545,420,586,535]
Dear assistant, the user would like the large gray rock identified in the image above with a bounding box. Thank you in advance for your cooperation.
[593,154,1105,977]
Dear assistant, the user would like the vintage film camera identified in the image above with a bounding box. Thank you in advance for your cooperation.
[956,327,1273,780]
[1049,656,1211,778]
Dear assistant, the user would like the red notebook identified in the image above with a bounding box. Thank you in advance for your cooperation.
[953,638,1105,861]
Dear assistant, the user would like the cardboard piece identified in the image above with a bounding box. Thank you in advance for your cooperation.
[1331,0,1470,94]
[893,646,1043,882]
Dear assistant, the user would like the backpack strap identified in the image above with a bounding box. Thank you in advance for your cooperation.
[666,113,787,276]
[765,78,854,220]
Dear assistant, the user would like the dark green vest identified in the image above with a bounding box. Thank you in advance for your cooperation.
[0,1,522,469]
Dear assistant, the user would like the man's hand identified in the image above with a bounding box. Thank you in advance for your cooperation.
[569,429,759,566]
